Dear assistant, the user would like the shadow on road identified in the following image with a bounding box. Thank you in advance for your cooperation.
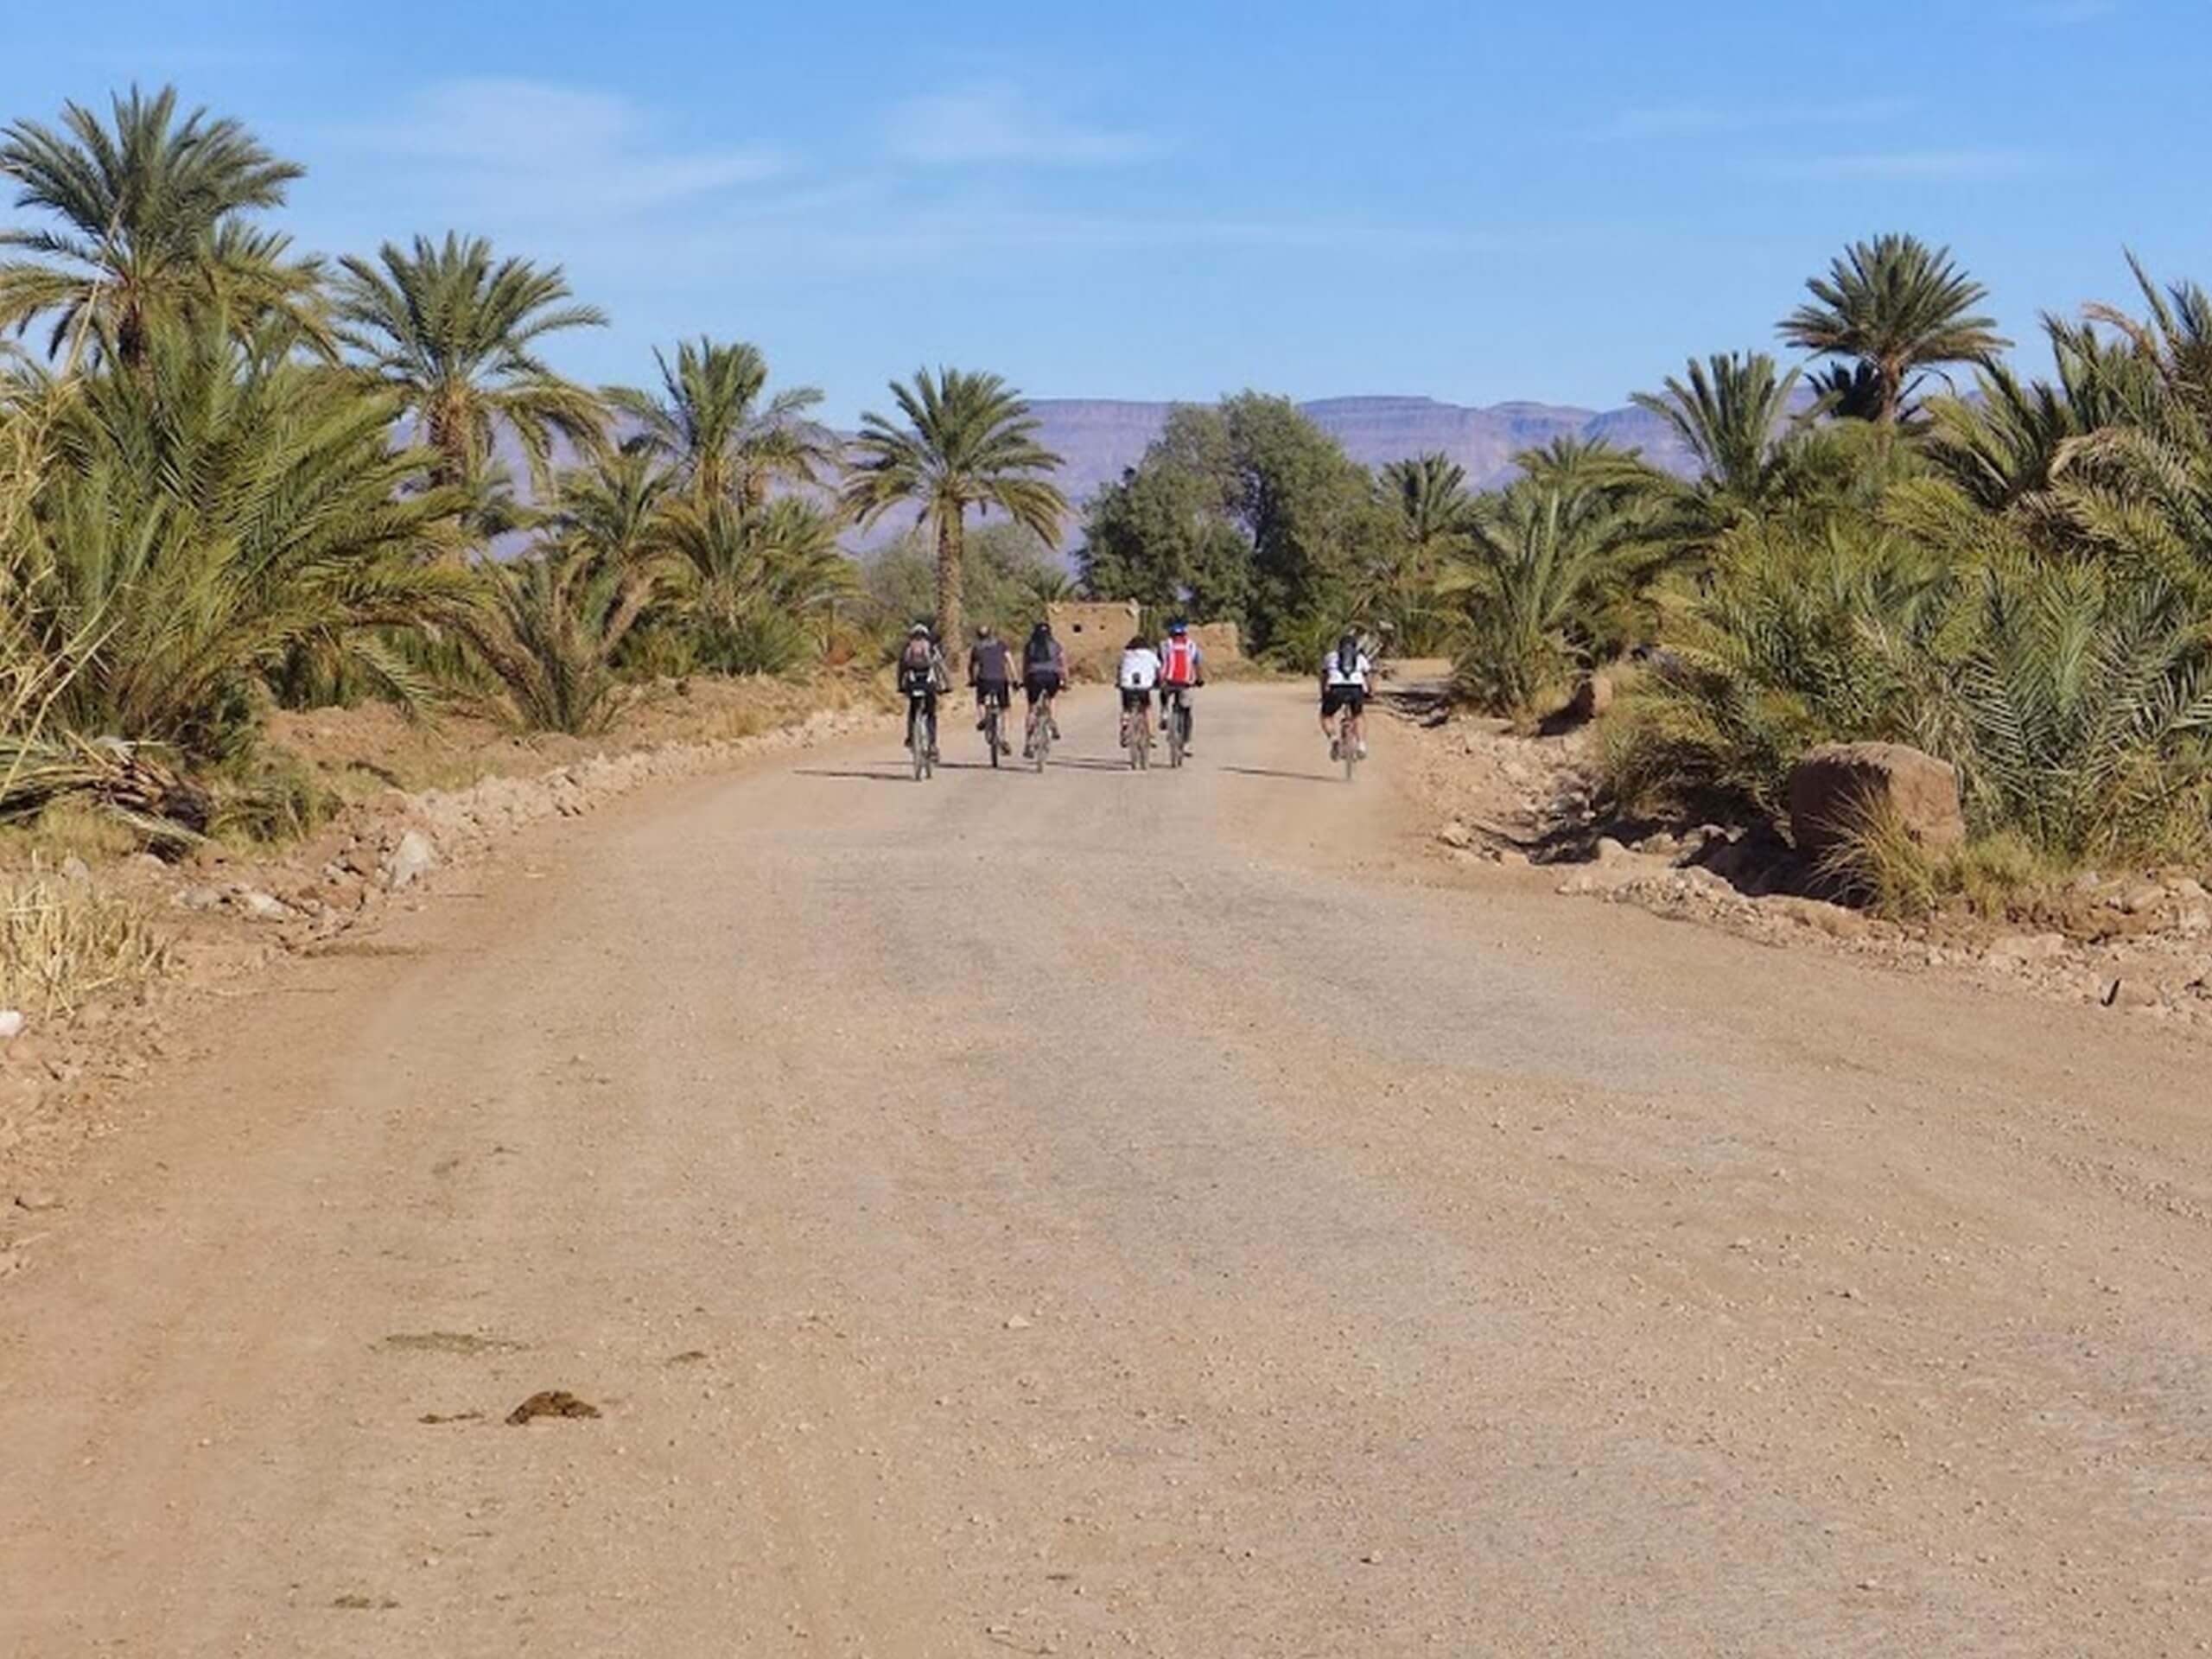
[1218,765,1340,785]
[791,766,925,785]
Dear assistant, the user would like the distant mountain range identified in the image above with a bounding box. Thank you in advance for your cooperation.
[1018,393,1703,521]
[489,392,1706,556]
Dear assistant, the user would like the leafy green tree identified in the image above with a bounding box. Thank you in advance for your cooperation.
[1083,395,1387,656]
[1780,233,2008,429]
[0,85,321,365]
[333,232,608,504]
[842,366,1065,648]
[1078,452,1253,622]
[607,337,830,509]
[869,520,1072,644]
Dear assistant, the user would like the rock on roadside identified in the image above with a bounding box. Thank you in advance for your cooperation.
[1788,742,1967,860]
[385,829,437,891]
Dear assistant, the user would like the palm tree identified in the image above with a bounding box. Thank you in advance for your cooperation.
[842,367,1067,646]
[0,85,321,365]
[661,496,855,673]
[1366,454,1473,651]
[3,312,473,763]
[607,337,830,508]
[332,232,608,505]
[1382,453,1472,547]
[1446,482,1649,716]
[456,450,687,733]
[1780,233,2009,429]
[1632,352,1802,516]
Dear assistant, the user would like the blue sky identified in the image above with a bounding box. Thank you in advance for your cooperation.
[2,0,2201,422]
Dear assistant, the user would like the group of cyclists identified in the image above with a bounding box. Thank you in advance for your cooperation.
[895,614,1376,766]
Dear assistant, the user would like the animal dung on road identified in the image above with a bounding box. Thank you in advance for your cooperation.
[505,1389,601,1425]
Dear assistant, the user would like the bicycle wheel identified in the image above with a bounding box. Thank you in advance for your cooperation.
[1166,698,1185,768]
[911,709,929,781]
[1342,715,1359,783]
[1033,706,1051,772]
[984,702,1000,770]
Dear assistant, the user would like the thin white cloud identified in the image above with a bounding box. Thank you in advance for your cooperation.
[1747,149,2037,182]
[886,84,1160,167]
[355,79,786,223]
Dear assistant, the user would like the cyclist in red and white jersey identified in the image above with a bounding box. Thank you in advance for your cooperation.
[1155,618,1205,754]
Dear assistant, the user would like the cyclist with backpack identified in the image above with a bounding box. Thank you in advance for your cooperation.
[1320,629,1372,762]
[897,622,952,761]
[1020,620,1066,759]
[1156,618,1205,755]
[968,623,1014,753]
[1117,632,1161,750]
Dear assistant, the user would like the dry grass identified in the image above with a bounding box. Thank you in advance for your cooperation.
[0,866,172,1018]
[1818,800,2050,922]
[259,666,893,805]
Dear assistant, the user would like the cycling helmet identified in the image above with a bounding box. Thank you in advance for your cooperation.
[1167,619,1189,636]
[976,623,995,639]
[909,621,931,638]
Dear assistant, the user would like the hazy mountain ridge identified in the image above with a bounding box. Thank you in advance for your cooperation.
[1020,393,1703,519]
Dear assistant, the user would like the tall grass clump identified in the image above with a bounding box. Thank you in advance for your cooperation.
[0,866,171,1016]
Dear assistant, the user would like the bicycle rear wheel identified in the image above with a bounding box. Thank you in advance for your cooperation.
[1342,715,1359,782]
[1033,707,1051,772]
[984,702,1000,769]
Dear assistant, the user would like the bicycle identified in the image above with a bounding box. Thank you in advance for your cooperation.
[1335,706,1365,783]
[1029,692,1055,772]
[906,688,935,781]
[979,694,1004,770]
[1160,687,1192,769]
[1122,699,1152,771]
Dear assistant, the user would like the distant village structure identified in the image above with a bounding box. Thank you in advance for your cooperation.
[1045,601,1243,679]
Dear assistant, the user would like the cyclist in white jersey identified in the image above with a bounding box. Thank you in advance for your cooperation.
[1319,631,1372,760]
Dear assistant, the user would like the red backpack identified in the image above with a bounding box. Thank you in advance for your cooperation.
[1162,637,1198,684]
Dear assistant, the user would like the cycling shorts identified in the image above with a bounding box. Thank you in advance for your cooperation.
[1321,685,1367,718]
[974,678,1011,708]
[1024,672,1063,704]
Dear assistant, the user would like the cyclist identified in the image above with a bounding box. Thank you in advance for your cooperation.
[1319,628,1373,761]
[968,623,1014,753]
[1117,632,1161,749]
[896,622,951,760]
[1020,620,1066,758]
[1156,618,1205,754]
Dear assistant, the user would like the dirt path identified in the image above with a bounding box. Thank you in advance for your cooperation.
[4,683,2209,1656]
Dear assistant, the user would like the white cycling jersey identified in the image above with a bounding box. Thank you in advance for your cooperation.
[1323,649,1372,689]
[1119,646,1162,690]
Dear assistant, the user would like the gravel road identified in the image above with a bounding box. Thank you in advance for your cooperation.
[3,682,2209,1656]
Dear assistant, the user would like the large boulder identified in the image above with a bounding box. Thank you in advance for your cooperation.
[1787,741,1966,858]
